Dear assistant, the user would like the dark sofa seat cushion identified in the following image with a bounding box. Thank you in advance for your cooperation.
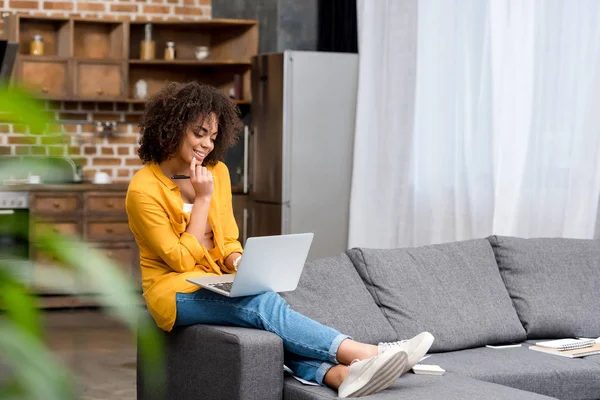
[426,346,600,400]
[346,239,527,352]
[488,236,600,338]
[281,253,398,344]
[283,373,557,399]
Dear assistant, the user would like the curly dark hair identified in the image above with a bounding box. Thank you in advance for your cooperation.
[138,81,242,166]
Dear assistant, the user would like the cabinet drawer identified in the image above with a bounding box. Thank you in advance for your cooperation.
[32,221,81,239]
[19,59,68,98]
[86,194,126,212]
[31,194,79,214]
[87,221,131,240]
[32,251,78,294]
[75,61,124,99]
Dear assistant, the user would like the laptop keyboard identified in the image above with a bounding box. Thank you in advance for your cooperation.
[209,282,233,293]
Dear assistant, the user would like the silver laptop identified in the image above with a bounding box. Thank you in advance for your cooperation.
[186,233,314,297]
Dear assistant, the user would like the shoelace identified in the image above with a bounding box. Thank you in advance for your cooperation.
[379,340,407,351]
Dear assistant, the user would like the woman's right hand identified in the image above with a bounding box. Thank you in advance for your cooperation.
[190,157,213,201]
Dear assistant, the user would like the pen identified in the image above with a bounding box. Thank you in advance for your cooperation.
[171,175,190,179]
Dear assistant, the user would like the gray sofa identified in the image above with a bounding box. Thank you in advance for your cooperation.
[137,236,600,399]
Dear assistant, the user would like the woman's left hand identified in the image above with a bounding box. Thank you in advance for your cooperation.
[225,253,242,271]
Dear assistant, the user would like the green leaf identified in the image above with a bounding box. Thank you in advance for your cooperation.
[0,320,74,400]
[0,85,57,135]
[0,267,42,340]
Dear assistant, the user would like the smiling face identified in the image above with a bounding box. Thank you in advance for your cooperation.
[177,113,219,166]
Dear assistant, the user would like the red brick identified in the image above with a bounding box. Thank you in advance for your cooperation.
[9,1,39,10]
[68,146,81,156]
[183,0,195,4]
[12,124,28,134]
[48,146,67,156]
[31,146,46,155]
[0,125,10,133]
[198,0,209,4]
[41,135,69,145]
[93,157,121,166]
[110,3,138,12]
[124,114,141,123]
[83,146,97,155]
[174,6,204,16]
[117,146,130,156]
[143,5,171,13]
[167,0,179,3]
[14,146,30,155]
[101,147,114,155]
[117,168,130,177]
[109,135,137,144]
[62,124,79,134]
[0,146,12,155]
[43,1,74,11]
[91,113,122,121]
[8,136,37,145]
[59,112,88,120]
[125,158,142,166]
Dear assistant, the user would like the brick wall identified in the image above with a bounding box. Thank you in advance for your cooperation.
[0,0,212,182]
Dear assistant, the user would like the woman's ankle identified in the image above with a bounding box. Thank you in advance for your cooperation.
[336,339,378,365]
[323,364,349,389]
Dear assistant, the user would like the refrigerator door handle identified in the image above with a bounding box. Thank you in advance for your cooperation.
[242,207,249,243]
[243,125,249,194]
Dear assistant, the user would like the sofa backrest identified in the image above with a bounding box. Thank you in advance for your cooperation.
[346,239,527,352]
[488,235,600,339]
[281,252,399,344]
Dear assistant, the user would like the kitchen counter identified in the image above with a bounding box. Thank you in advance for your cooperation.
[0,182,131,192]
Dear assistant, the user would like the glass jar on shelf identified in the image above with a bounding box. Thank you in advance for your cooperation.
[30,34,44,56]
[164,42,176,61]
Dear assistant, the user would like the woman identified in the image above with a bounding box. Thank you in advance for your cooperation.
[126,82,434,398]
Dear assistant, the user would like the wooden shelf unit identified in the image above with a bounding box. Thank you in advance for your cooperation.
[4,15,258,104]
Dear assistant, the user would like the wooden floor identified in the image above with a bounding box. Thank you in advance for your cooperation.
[43,309,137,400]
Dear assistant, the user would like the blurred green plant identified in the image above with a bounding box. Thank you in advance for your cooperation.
[0,86,164,399]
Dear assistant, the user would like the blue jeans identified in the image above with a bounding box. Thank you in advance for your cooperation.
[175,290,350,385]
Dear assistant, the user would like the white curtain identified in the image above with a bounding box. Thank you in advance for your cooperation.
[349,0,600,249]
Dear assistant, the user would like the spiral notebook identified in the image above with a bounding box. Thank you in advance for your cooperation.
[530,341,600,358]
[535,339,596,351]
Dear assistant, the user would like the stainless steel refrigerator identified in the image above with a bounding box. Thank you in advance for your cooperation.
[249,51,358,261]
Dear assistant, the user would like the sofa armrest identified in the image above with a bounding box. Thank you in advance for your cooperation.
[138,324,284,400]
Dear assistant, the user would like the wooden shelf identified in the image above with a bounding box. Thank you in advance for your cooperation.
[5,15,258,105]
[128,59,251,66]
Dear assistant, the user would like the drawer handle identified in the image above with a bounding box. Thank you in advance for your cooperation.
[106,201,114,208]
[106,251,114,258]
[105,228,114,233]
[53,201,61,209]
[96,88,104,95]
[41,86,49,94]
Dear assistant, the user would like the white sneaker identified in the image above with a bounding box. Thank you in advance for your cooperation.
[338,348,407,398]
[378,332,434,373]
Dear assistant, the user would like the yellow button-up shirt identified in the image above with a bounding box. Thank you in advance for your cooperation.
[126,162,243,331]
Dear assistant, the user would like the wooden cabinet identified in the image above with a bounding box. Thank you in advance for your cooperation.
[4,15,258,104]
[232,194,249,245]
[74,60,126,100]
[18,57,69,98]
[28,187,138,307]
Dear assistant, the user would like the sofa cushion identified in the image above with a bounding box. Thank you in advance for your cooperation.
[426,345,600,400]
[346,239,527,352]
[488,236,600,338]
[283,373,557,399]
[281,253,398,344]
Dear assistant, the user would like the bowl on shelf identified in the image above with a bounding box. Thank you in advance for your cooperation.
[194,46,210,61]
